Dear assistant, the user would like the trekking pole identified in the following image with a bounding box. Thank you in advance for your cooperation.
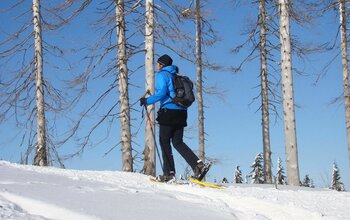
[142,94,165,174]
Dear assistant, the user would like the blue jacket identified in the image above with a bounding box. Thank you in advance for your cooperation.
[146,65,186,110]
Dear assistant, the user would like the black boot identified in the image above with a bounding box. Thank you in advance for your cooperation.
[193,160,211,181]
[156,172,176,183]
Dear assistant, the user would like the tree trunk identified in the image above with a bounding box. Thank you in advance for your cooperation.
[116,0,133,172]
[259,0,272,184]
[278,0,300,185]
[339,0,350,167]
[33,0,48,166]
[143,0,156,176]
[196,0,205,163]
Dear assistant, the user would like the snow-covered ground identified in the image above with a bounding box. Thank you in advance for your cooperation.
[0,161,349,220]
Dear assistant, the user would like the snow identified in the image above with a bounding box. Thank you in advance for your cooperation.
[0,161,349,220]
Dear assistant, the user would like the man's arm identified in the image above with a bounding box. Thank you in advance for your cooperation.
[146,72,168,105]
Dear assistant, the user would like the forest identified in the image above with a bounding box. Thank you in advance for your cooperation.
[0,0,349,190]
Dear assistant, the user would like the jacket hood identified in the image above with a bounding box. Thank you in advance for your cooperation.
[161,65,178,74]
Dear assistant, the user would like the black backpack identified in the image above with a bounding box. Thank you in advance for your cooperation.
[170,74,195,108]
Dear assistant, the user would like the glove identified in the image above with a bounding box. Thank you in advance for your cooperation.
[140,97,147,106]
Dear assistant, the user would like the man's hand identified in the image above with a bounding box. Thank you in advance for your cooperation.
[140,97,147,106]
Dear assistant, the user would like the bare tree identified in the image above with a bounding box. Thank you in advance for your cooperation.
[278,0,300,185]
[179,0,221,165]
[32,0,48,166]
[195,0,205,163]
[338,0,350,166]
[259,0,272,184]
[231,0,279,184]
[116,0,133,172]
[320,0,350,168]
[143,0,156,176]
[0,0,90,166]
[55,1,144,171]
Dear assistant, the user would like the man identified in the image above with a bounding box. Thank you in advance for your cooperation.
[140,54,206,182]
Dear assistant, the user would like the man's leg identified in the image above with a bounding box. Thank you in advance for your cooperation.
[172,126,199,170]
[159,125,176,175]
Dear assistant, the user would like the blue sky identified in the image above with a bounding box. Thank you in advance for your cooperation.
[0,0,349,189]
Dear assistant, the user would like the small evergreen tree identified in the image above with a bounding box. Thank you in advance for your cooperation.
[234,166,243,184]
[332,162,345,192]
[250,153,264,184]
[301,175,314,188]
[276,157,287,185]
[221,177,229,183]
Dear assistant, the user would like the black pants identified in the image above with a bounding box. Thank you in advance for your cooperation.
[159,124,199,176]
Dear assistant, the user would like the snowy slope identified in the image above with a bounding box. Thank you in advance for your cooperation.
[0,161,349,220]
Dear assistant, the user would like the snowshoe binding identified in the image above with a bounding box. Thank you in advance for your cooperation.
[192,160,212,181]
